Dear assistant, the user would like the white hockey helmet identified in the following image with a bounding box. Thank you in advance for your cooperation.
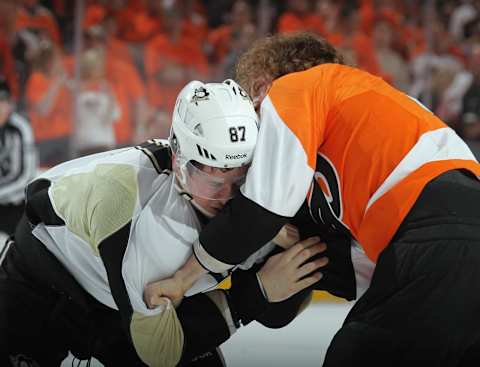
[170,79,259,200]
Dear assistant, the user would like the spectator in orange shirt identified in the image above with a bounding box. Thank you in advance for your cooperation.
[115,0,163,43]
[144,7,209,116]
[75,47,121,157]
[376,0,403,30]
[357,0,375,35]
[84,5,152,143]
[221,22,257,79]
[83,25,150,147]
[177,0,209,46]
[311,0,343,45]
[15,0,61,45]
[277,0,313,34]
[207,1,253,63]
[207,0,257,79]
[373,19,410,92]
[83,3,137,68]
[307,3,390,83]
[25,39,72,167]
[357,0,404,37]
[303,3,379,76]
[341,9,384,78]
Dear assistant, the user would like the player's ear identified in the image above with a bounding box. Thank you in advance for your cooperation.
[252,77,269,96]
[251,77,271,111]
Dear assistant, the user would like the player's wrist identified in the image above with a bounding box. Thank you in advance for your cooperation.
[228,268,271,326]
[255,271,270,301]
[174,255,208,292]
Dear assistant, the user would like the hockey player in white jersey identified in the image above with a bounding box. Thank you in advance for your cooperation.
[0,80,327,367]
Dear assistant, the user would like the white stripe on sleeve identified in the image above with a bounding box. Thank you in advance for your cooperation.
[241,96,314,217]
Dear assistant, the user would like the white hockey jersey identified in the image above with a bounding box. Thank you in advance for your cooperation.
[31,139,273,310]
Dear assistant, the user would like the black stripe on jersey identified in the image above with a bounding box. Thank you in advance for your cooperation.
[199,192,289,265]
[25,178,64,226]
[135,140,172,174]
[98,221,134,339]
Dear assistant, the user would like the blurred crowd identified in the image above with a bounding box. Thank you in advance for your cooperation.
[0,0,479,168]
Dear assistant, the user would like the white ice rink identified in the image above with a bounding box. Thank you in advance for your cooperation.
[221,301,353,367]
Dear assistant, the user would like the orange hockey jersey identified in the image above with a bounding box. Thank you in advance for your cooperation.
[241,63,480,262]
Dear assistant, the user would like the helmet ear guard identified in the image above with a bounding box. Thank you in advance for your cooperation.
[169,133,189,189]
[169,133,179,155]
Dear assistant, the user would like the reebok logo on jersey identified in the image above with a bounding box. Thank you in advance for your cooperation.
[225,153,247,160]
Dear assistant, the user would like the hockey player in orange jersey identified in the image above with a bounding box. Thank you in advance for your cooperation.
[146,32,480,366]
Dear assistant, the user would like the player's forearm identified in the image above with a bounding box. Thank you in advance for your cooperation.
[173,253,209,292]
[144,253,212,309]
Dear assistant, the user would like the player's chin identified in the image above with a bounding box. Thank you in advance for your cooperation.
[207,206,221,215]
[207,202,227,215]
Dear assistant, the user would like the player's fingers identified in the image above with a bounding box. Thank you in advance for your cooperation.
[296,256,329,279]
[286,236,321,258]
[144,282,167,309]
[145,293,169,309]
[292,242,327,266]
[293,272,323,293]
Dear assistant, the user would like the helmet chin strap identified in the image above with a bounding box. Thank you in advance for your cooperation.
[173,175,216,218]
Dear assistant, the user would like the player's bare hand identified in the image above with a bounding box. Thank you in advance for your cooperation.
[144,255,208,309]
[257,236,328,302]
[144,274,185,309]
